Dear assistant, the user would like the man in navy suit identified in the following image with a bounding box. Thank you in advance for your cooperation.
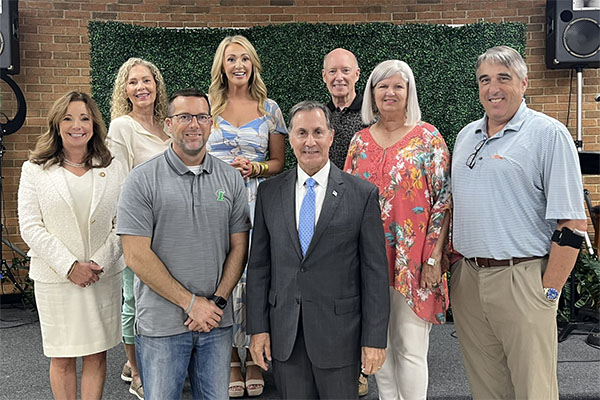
[247,101,390,399]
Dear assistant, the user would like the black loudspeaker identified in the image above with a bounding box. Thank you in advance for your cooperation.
[546,0,600,69]
[0,0,19,74]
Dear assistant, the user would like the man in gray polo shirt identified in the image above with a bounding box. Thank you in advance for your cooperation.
[451,46,587,400]
[117,88,250,400]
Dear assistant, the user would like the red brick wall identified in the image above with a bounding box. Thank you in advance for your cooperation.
[3,0,599,257]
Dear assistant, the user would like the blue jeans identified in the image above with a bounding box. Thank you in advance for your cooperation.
[136,327,232,400]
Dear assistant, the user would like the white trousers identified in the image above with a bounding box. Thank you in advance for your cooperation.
[375,287,432,400]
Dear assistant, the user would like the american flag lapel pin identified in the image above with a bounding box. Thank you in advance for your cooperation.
[332,190,338,197]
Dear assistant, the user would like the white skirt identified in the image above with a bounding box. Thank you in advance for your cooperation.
[34,272,122,358]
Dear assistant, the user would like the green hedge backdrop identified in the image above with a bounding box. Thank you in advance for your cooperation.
[89,21,526,169]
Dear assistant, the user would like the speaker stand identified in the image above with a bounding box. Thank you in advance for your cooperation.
[574,66,584,150]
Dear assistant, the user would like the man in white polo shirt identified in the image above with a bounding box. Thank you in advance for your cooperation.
[451,46,587,400]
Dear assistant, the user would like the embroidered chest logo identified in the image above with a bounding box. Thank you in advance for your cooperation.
[216,189,225,201]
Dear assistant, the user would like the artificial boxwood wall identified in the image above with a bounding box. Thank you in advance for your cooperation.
[89,21,526,170]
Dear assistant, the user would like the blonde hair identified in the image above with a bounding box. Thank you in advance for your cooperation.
[110,57,168,123]
[208,35,268,127]
[29,91,112,169]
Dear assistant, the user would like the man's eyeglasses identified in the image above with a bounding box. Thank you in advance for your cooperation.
[466,138,487,169]
[169,113,212,125]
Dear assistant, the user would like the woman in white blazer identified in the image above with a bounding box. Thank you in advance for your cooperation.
[18,91,126,400]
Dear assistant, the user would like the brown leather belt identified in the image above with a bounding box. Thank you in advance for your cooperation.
[468,256,543,268]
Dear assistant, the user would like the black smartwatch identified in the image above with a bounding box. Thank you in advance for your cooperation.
[211,295,227,310]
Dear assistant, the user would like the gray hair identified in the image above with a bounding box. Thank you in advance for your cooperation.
[288,101,333,133]
[476,46,528,80]
[361,60,421,126]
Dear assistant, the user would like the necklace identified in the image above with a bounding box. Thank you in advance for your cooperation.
[63,158,86,168]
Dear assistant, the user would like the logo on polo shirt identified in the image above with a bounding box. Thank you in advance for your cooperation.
[216,189,225,201]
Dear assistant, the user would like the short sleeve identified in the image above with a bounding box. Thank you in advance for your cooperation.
[543,122,586,220]
[266,99,288,135]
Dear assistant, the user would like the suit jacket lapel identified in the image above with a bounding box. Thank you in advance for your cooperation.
[304,165,345,259]
[280,170,303,258]
[47,164,75,211]
[90,167,107,217]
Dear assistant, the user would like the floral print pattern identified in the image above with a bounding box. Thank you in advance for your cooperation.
[344,122,451,324]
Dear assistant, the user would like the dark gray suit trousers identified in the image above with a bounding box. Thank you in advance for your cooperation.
[272,314,360,400]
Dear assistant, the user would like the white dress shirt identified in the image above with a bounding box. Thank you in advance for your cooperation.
[295,161,330,229]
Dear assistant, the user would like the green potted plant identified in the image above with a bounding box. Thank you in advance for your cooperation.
[559,250,600,345]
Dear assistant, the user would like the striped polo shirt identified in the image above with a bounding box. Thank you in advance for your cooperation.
[452,100,586,259]
[117,145,251,337]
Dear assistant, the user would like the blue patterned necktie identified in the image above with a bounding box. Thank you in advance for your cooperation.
[298,177,316,257]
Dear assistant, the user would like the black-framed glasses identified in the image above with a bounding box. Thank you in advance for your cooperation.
[169,113,212,125]
[466,138,487,169]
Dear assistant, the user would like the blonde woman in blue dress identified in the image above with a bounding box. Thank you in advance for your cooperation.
[208,35,287,398]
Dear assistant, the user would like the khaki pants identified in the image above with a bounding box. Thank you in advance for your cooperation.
[450,257,558,400]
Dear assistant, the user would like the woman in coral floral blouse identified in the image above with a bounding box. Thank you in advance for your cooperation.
[344,59,451,400]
